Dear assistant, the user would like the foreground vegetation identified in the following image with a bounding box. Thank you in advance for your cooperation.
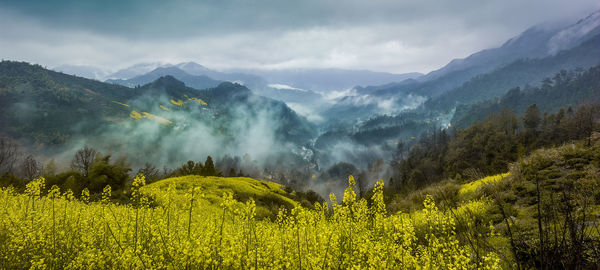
[1,173,503,269]
[390,140,600,269]
[1,140,599,268]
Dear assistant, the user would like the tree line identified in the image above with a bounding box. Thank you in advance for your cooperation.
[389,103,599,194]
[0,142,232,200]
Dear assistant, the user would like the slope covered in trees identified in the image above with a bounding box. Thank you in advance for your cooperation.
[452,64,600,129]
[390,104,599,192]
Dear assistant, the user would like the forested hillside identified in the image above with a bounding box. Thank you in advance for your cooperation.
[452,64,600,129]
[389,104,598,192]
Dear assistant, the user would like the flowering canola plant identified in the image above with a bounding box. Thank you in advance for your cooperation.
[129,110,142,120]
[459,173,510,197]
[0,175,500,269]
[141,112,173,125]
[170,99,184,107]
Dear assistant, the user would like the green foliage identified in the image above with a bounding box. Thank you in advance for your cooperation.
[452,65,600,129]
[172,160,203,176]
[461,141,600,269]
[202,155,218,176]
[523,104,541,130]
[87,154,131,194]
[45,170,85,194]
[393,103,599,193]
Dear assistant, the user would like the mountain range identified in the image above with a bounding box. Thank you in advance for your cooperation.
[5,9,600,173]
[0,61,316,168]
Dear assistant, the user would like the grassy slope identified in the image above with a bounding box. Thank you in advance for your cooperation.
[141,175,298,218]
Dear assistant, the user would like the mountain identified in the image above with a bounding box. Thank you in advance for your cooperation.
[360,10,600,100]
[451,64,600,129]
[0,61,141,141]
[105,62,170,80]
[159,61,268,89]
[0,61,316,167]
[104,62,327,112]
[325,33,600,156]
[311,12,600,169]
[547,10,600,55]
[53,64,111,81]
[420,26,559,84]
[426,33,600,112]
[106,66,222,90]
[174,61,212,74]
[417,11,600,95]
[233,68,423,92]
[256,84,325,106]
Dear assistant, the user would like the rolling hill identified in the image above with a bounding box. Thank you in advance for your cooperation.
[141,175,299,218]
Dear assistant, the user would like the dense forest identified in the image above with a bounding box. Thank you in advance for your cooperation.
[389,104,599,193]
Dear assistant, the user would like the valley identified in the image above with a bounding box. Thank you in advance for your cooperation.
[1,2,599,269]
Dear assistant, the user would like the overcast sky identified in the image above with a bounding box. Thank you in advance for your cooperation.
[1,0,598,74]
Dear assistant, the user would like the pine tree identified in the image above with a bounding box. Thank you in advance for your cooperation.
[202,156,217,176]
[523,104,541,130]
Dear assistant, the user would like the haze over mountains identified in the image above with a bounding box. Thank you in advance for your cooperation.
[53,10,600,111]
[1,8,598,194]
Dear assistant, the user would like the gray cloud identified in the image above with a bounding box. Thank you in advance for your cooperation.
[1,0,598,73]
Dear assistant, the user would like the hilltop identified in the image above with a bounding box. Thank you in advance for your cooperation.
[141,175,299,218]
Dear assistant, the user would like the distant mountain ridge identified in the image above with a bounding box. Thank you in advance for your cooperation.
[53,64,111,81]
[425,32,600,112]
[107,66,222,90]
[419,10,600,92]
[0,61,316,157]
[231,68,423,92]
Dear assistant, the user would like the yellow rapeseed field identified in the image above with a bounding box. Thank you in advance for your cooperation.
[188,97,208,106]
[459,173,510,197]
[170,99,184,107]
[0,175,501,269]
[129,110,142,120]
[141,112,173,125]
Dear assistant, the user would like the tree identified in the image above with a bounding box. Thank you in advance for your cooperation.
[20,155,41,180]
[228,168,237,177]
[202,156,217,176]
[138,162,160,182]
[523,104,541,130]
[574,105,598,146]
[173,160,203,176]
[72,146,97,177]
[87,154,131,193]
[0,137,20,174]
[392,141,404,164]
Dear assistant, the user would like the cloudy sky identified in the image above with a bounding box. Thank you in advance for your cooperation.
[1,0,598,74]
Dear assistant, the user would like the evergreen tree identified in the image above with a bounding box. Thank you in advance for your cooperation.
[202,156,217,176]
[523,104,541,130]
